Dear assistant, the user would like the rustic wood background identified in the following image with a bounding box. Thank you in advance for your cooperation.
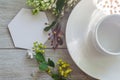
[0,0,97,80]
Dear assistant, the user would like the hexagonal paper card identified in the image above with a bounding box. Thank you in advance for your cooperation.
[8,8,50,49]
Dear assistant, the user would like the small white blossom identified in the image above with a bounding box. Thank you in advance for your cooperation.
[44,0,49,2]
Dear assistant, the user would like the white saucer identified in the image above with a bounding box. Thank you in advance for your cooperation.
[66,0,120,80]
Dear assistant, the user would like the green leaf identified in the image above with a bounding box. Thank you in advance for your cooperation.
[35,53,45,62]
[44,21,57,32]
[61,78,67,80]
[39,62,48,71]
[48,58,55,68]
[52,73,59,80]
[52,73,67,80]
[52,74,67,80]
[32,9,39,15]
[56,0,65,13]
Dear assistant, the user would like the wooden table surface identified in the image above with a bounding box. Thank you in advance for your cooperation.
[0,0,97,80]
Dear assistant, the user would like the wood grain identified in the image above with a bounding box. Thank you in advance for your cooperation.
[0,28,14,48]
[0,49,96,80]
[0,0,97,80]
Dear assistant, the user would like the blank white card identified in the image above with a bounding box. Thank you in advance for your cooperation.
[8,8,50,49]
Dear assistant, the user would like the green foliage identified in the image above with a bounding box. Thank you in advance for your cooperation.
[56,0,65,13]
[32,42,72,80]
[44,21,57,32]
[48,58,55,68]
[26,0,78,31]
[26,0,55,15]
[33,41,46,54]
[39,62,48,71]
[52,73,60,80]
[52,73,67,80]
[35,53,45,62]
[26,0,78,79]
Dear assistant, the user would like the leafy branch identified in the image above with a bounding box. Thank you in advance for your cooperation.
[26,0,79,48]
[26,0,78,31]
[33,42,72,80]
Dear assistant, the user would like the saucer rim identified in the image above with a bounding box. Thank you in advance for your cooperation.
[66,0,99,79]
[66,0,120,80]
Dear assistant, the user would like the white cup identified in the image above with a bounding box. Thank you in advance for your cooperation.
[92,14,120,55]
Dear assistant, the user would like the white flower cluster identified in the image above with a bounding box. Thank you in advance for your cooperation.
[26,0,79,15]
[27,0,55,14]
[67,0,78,7]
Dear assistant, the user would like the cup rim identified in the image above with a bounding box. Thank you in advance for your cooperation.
[95,14,120,55]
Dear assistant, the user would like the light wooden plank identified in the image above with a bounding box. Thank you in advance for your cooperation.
[0,49,38,80]
[0,0,26,28]
[0,0,97,80]
[0,49,97,80]
[0,28,14,48]
[0,49,53,80]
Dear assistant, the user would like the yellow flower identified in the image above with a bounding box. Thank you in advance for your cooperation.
[41,50,45,53]
[59,66,62,71]
[57,59,72,78]
[65,68,72,74]
[46,68,51,74]
[61,71,64,76]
